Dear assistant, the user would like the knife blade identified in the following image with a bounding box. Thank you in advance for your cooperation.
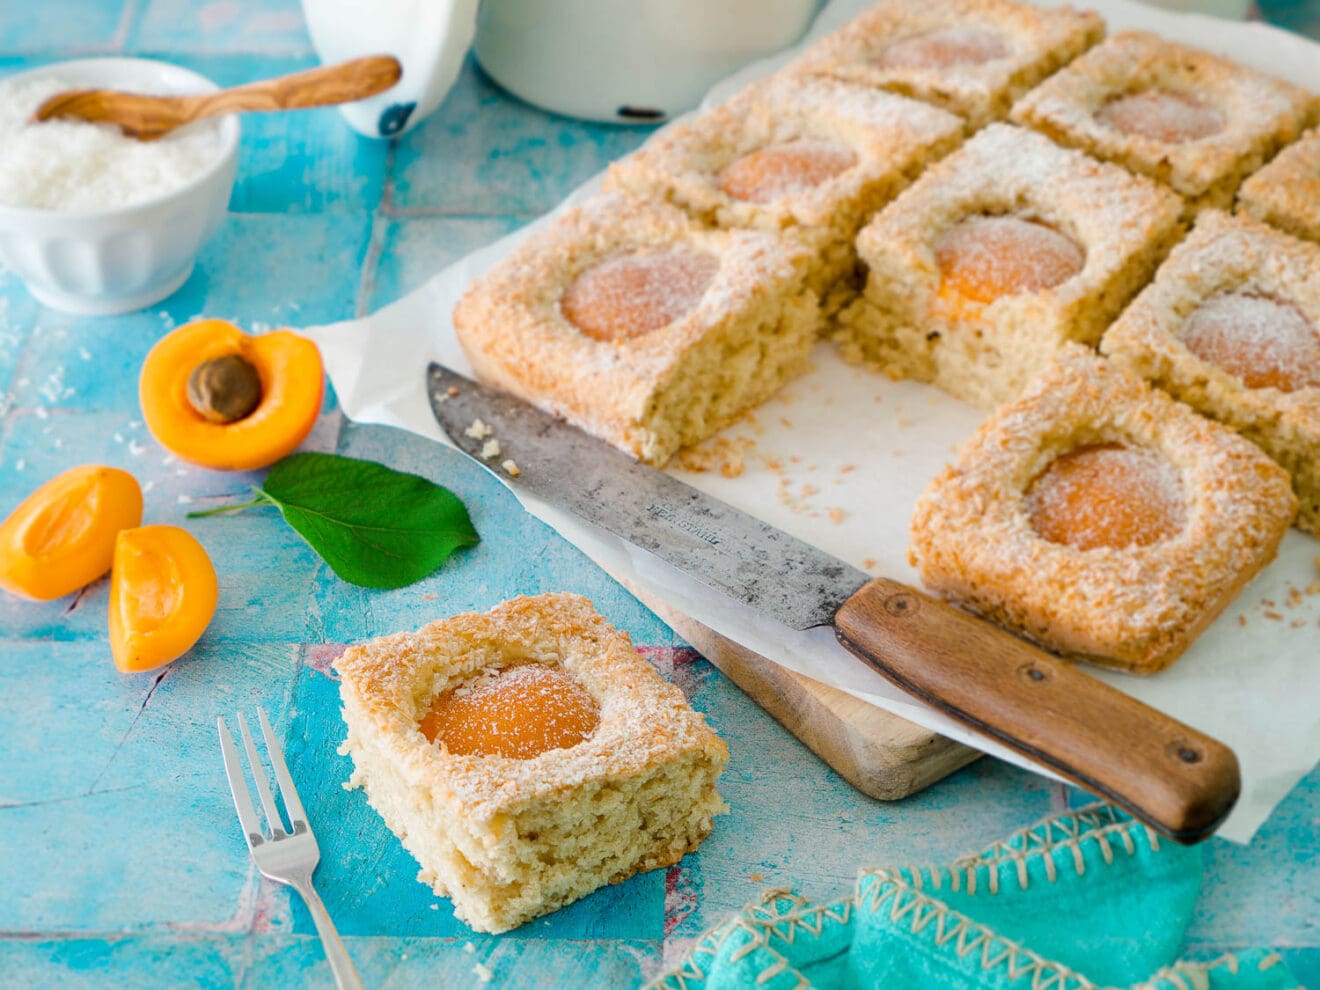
[426,362,1240,843]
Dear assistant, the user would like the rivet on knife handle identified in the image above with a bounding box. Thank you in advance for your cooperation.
[833,577,1240,844]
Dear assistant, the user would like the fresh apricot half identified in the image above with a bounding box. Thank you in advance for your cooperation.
[139,319,324,471]
[0,465,143,601]
[109,525,218,673]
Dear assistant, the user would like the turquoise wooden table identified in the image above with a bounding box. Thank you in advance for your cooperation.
[1,2,1316,987]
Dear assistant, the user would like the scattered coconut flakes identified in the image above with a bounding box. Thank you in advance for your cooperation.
[481,438,501,460]
[465,418,493,440]
[463,942,475,953]
[473,962,493,983]
[502,459,521,477]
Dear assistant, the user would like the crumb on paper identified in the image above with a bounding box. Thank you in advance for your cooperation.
[748,872,766,883]
[1292,619,1306,629]
[447,386,460,397]
[480,438,501,460]
[463,942,475,953]
[1261,598,1276,608]
[840,464,856,474]
[864,557,879,571]
[1238,614,1247,627]
[1264,610,1284,621]
[473,962,493,983]
[465,418,493,440]
[828,508,846,525]
[502,459,521,477]
[433,392,448,404]
[675,435,754,478]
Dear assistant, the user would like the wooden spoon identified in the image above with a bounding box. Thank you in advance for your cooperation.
[32,55,402,141]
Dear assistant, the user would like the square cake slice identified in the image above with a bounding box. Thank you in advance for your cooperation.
[452,193,819,466]
[1010,31,1315,212]
[837,123,1183,409]
[909,346,1296,674]
[1237,127,1320,245]
[787,0,1104,128]
[336,593,729,933]
[1102,210,1320,534]
[605,74,964,313]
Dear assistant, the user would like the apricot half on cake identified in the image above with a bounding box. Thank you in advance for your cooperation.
[334,593,728,934]
[909,346,1296,674]
[1011,31,1313,210]
[1102,210,1320,534]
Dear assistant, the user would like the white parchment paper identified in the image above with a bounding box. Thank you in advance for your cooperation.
[305,0,1320,843]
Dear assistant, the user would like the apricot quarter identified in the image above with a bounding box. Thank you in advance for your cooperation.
[0,465,143,601]
[109,525,218,673]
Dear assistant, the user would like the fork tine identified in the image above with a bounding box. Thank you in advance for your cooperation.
[258,706,308,827]
[237,711,287,837]
[218,717,265,846]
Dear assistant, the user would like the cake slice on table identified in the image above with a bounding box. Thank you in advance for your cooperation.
[786,0,1104,128]
[335,593,729,934]
[1236,127,1320,245]
[605,73,965,314]
[836,123,1183,409]
[452,193,819,466]
[1102,210,1320,534]
[1010,31,1316,213]
[909,346,1296,675]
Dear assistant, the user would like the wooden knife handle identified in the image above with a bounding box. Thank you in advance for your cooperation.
[833,577,1240,843]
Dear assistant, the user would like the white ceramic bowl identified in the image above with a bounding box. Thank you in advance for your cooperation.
[0,58,239,316]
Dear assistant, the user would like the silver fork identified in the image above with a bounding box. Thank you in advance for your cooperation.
[218,709,365,990]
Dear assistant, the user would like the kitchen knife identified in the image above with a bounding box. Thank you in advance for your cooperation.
[426,363,1240,843]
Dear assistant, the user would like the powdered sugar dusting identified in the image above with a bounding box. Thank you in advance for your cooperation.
[418,663,601,760]
[1096,90,1226,144]
[1180,293,1320,393]
[560,248,720,341]
[934,214,1085,303]
[1025,443,1186,551]
[716,139,858,205]
[873,26,1010,70]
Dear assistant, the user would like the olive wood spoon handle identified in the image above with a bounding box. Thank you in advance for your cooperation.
[833,577,1240,844]
[32,55,402,141]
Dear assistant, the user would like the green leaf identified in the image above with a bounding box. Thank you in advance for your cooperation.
[191,453,479,589]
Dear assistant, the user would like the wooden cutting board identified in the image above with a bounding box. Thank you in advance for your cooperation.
[610,572,981,800]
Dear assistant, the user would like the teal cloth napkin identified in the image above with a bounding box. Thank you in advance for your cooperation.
[653,805,1301,990]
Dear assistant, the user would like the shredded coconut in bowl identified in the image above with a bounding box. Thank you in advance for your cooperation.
[0,76,225,213]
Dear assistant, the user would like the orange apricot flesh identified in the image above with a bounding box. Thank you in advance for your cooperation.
[1026,443,1185,551]
[874,26,1009,70]
[935,215,1085,313]
[717,140,858,204]
[139,319,323,471]
[1096,91,1225,144]
[109,525,218,673]
[419,663,601,759]
[1180,292,1320,393]
[561,249,719,342]
[0,465,143,601]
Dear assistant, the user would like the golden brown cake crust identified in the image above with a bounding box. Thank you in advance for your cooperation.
[1101,210,1320,534]
[335,593,729,933]
[909,346,1297,673]
[1010,31,1316,210]
[452,192,819,465]
[789,0,1104,128]
[1237,127,1320,244]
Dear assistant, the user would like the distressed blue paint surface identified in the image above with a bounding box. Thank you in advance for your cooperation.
[1,2,1317,987]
